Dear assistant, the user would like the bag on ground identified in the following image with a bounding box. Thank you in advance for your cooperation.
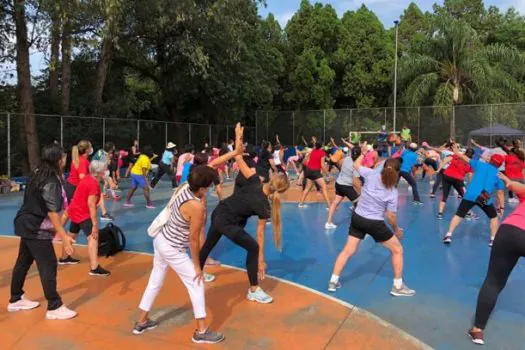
[98,223,126,257]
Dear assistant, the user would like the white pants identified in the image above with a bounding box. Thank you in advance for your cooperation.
[138,234,206,319]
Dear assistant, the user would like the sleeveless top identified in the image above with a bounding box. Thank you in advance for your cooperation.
[273,150,282,166]
[161,185,199,249]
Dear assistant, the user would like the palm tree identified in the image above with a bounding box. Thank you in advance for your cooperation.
[399,15,525,108]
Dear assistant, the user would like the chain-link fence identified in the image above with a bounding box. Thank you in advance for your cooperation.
[255,103,525,147]
[1,113,255,177]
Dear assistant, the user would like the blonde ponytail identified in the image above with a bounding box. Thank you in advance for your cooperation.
[271,190,282,251]
[72,146,80,168]
[268,174,291,252]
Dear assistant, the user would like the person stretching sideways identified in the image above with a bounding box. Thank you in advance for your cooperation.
[468,174,525,345]
[328,155,415,297]
[125,145,156,209]
[443,153,505,247]
[133,166,224,344]
[61,160,111,276]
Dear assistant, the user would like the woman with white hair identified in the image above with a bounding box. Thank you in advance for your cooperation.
[399,143,423,205]
[61,160,111,277]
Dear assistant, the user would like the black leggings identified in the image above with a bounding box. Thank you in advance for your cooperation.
[441,175,465,202]
[199,213,260,286]
[10,238,62,310]
[432,169,445,195]
[151,162,176,188]
[422,158,438,179]
[399,171,421,202]
[474,224,525,329]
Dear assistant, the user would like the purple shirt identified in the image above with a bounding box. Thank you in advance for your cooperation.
[355,166,398,221]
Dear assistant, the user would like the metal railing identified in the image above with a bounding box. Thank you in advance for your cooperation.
[0,113,256,177]
[255,102,525,147]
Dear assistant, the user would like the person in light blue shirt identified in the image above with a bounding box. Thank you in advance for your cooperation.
[443,153,506,246]
[398,143,422,204]
[151,142,177,189]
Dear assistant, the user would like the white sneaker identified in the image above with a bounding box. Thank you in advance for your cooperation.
[7,296,40,312]
[298,203,308,208]
[46,305,77,320]
[325,222,337,230]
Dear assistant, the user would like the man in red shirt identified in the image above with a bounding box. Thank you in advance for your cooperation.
[62,160,110,276]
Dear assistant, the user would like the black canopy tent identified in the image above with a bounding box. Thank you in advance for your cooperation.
[467,123,525,145]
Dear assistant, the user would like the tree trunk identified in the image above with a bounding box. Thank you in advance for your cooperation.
[49,11,61,110]
[94,39,113,115]
[61,11,72,116]
[14,0,40,171]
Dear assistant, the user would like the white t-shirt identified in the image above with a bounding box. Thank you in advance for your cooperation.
[273,150,282,166]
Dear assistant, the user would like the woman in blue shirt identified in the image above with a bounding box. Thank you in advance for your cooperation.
[151,142,177,189]
[399,143,423,204]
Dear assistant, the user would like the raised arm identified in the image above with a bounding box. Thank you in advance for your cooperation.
[235,125,257,178]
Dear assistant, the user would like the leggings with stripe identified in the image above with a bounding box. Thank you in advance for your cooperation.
[474,224,525,329]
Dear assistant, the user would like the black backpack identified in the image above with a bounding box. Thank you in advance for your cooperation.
[97,223,126,257]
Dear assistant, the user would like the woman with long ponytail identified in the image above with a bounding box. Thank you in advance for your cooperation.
[66,140,92,203]
[328,155,416,297]
[199,124,290,304]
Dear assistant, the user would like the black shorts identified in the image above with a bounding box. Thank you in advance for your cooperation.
[69,219,94,236]
[348,212,393,243]
[335,183,359,201]
[305,167,323,181]
[455,199,497,219]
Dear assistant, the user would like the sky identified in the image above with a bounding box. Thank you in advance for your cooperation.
[259,0,525,28]
[3,0,525,82]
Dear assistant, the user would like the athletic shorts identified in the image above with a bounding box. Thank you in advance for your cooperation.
[335,183,359,201]
[455,199,497,219]
[131,174,147,188]
[348,212,393,243]
[70,219,94,237]
[305,167,323,181]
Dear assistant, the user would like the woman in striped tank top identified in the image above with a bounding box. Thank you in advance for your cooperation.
[133,166,225,344]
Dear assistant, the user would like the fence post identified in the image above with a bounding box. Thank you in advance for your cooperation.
[137,120,140,145]
[102,118,106,147]
[255,111,258,145]
[266,112,269,141]
[489,105,493,146]
[165,122,168,145]
[292,111,295,145]
[189,124,192,144]
[209,125,212,145]
[349,109,353,134]
[417,107,421,144]
[7,113,11,178]
[60,116,63,147]
[323,109,326,142]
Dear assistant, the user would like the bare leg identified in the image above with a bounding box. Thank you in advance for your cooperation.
[316,178,331,208]
[447,215,463,237]
[332,236,361,276]
[381,236,403,279]
[327,196,343,224]
[489,218,499,240]
[126,187,138,202]
[143,187,152,204]
[299,180,314,205]
[87,235,99,270]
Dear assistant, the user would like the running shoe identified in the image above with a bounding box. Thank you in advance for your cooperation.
[413,201,424,206]
[124,202,135,208]
[192,329,225,344]
[204,272,216,283]
[146,203,156,209]
[133,319,158,335]
[298,203,308,208]
[328,281,341,292]
[429,194,436,199]
[247,287,273,304]
[390,284,416,297]
[443,234,452,244]
[58,256,80,265]
[100,213,114,222]
[468,329,485,345]
[7,296,40,312]
[325,222,337,230]
[437,213,444,220]
[466,212,479,220]
[89,265,111,277]
[45,305,77,320]
[112,195,122,201]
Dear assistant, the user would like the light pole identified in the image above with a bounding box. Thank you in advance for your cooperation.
[393,20,399,134]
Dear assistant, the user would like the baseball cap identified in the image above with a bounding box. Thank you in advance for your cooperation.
[166,142,176,149]
[490,154,505,168]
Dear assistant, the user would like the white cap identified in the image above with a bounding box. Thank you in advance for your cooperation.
[409,142,418,149]
[166,142,176,149]
[366,144,373,151]
[343,147,349,153]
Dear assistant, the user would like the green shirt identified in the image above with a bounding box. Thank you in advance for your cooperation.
[401,128,411,141]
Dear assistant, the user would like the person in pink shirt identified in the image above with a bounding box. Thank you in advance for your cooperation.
[362,144,379,168]
[176,145,195,185]
[468,173,525,345]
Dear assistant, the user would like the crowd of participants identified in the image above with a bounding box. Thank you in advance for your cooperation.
[6,122,525,346]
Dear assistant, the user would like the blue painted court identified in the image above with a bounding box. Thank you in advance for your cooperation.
[1,178,524,350]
